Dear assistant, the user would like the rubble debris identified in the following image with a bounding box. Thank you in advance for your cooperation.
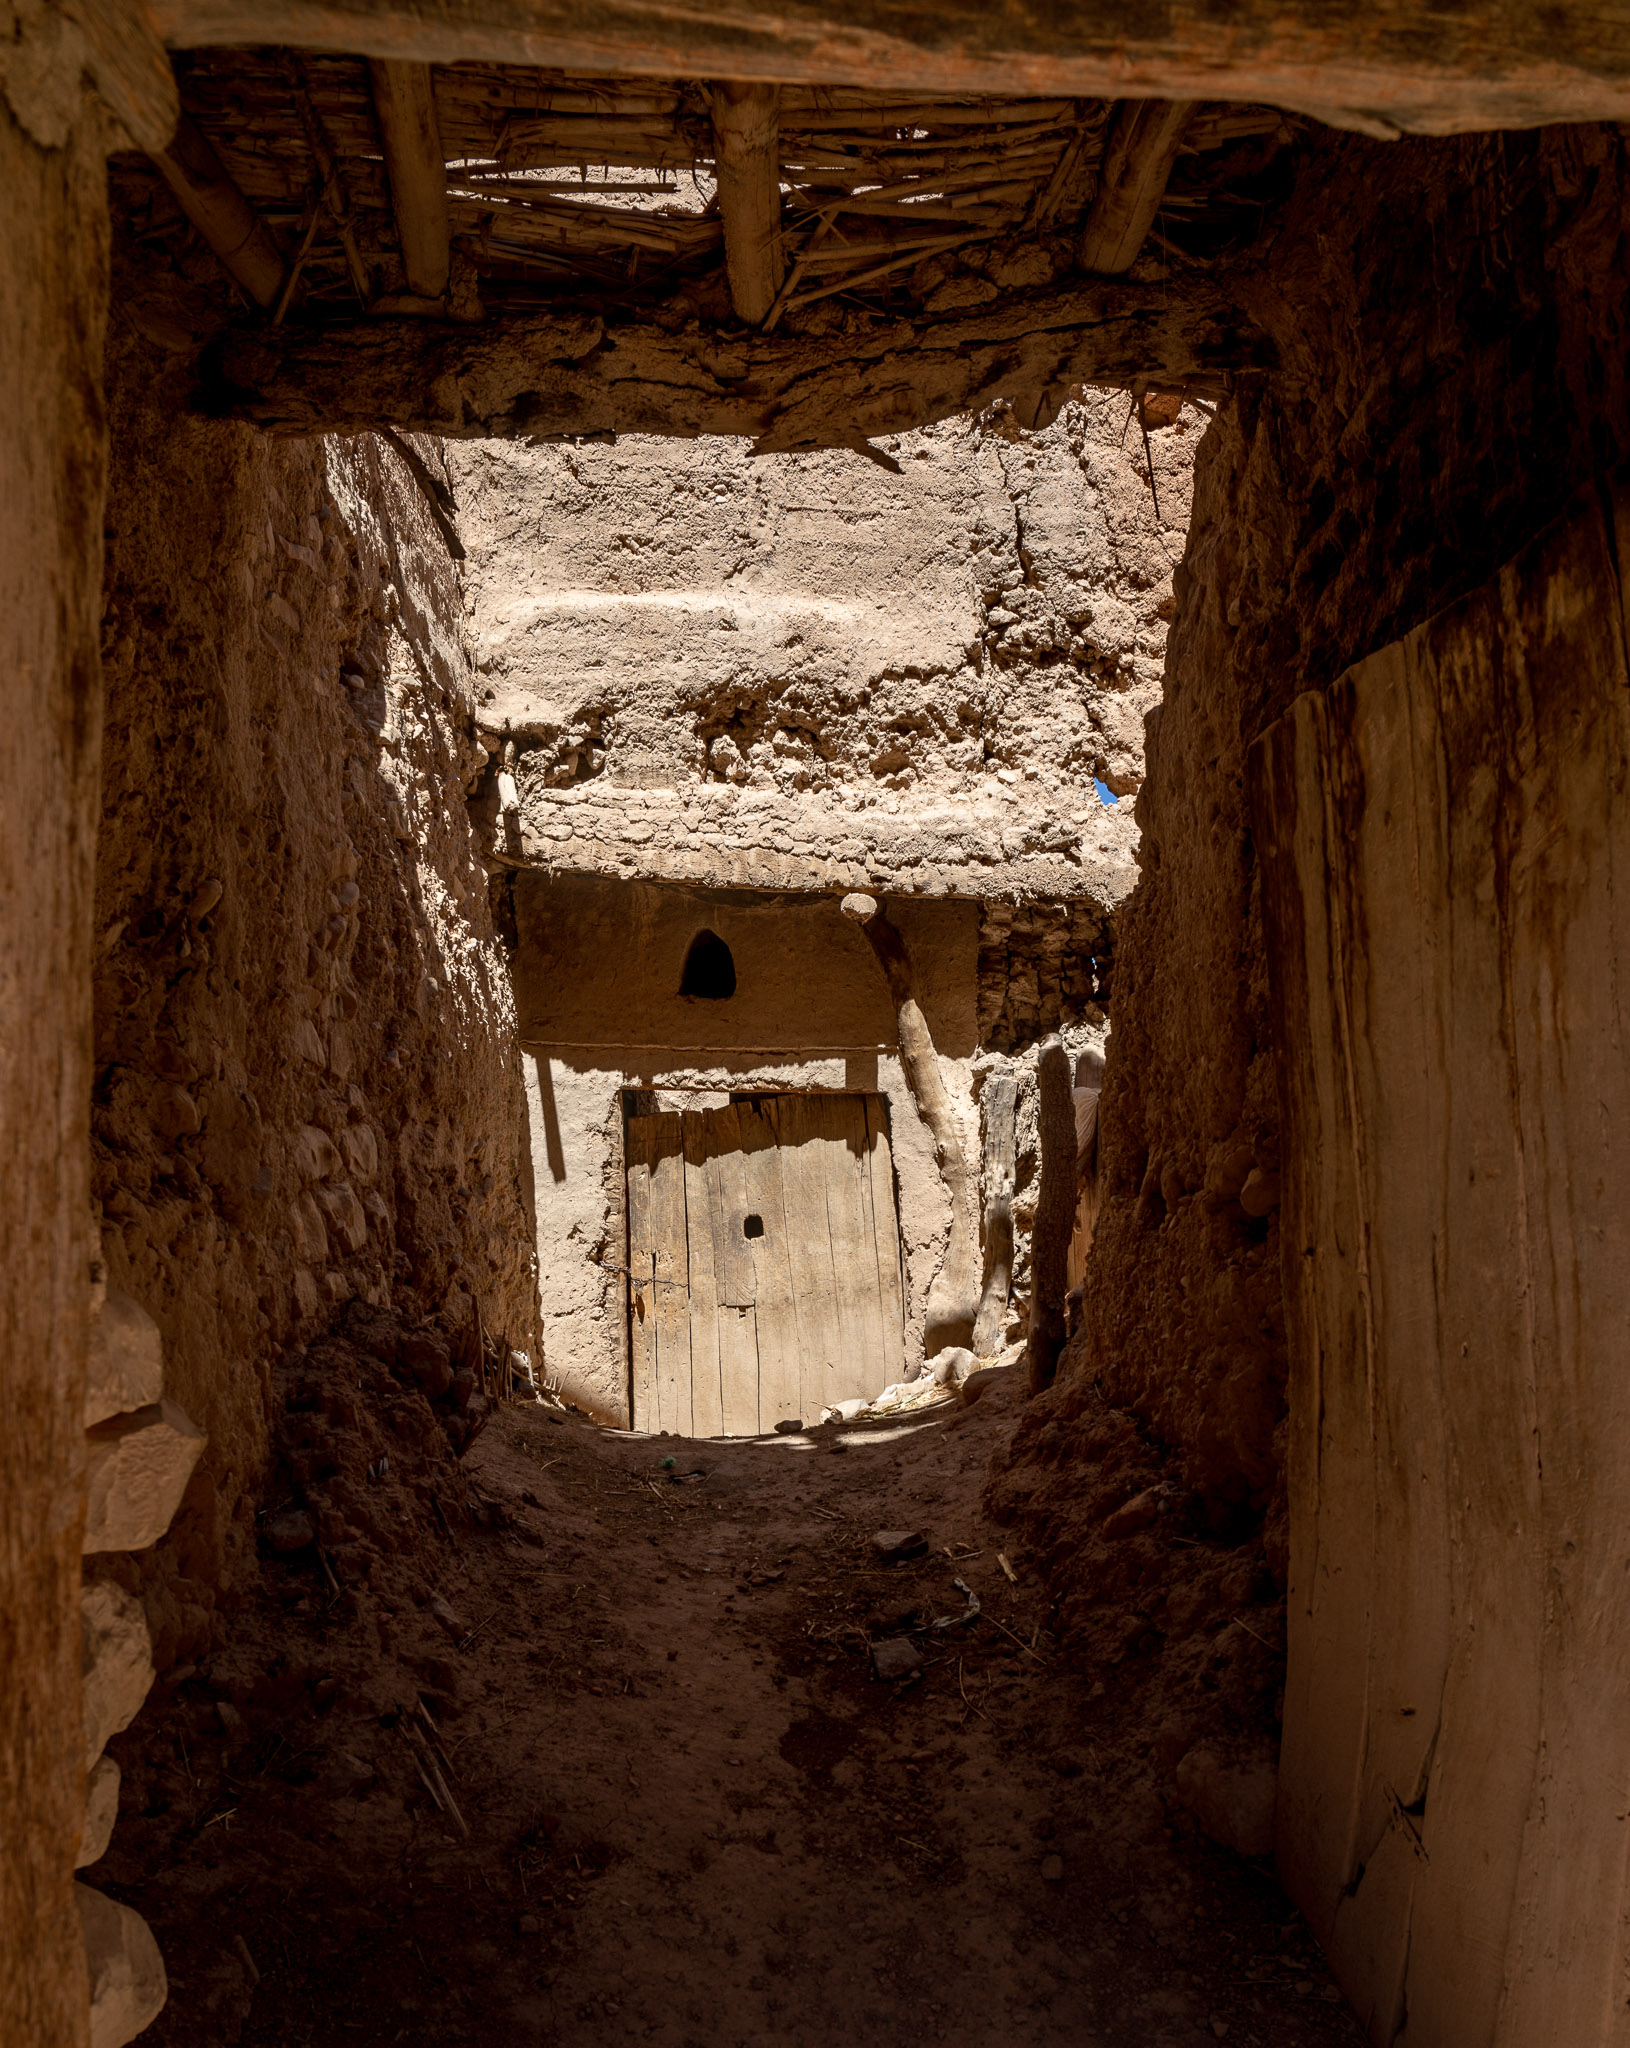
[84,1289,164,1429]
[78,1882,167,2048]
[83,1398,207,1553]
[870,1636,925,1681]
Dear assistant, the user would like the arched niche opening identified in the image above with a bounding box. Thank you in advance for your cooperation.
[678,929,736,1000]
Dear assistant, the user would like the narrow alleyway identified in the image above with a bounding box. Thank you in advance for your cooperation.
[102,1378,1358,2047]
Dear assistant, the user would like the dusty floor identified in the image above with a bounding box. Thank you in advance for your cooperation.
[102,1380,1359,2047]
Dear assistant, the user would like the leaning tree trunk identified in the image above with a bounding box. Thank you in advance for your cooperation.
[841,893,980,1355]
[971,1070,1018,1357]
[1027,1034,1075,1395]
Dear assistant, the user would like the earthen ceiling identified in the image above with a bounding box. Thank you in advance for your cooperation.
[102,1,1630,449]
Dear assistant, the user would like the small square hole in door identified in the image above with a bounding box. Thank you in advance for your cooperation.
[742,1213,765,1239]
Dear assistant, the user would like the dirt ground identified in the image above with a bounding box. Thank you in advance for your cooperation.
[99,1376,1360,2047]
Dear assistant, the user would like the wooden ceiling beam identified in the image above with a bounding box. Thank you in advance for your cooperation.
[1077,99,1195,276]
[369,60,452,298]
[710,82,784,326]
[145,0,1630,139]
[198,272,1271,442]
[154,115,287,309]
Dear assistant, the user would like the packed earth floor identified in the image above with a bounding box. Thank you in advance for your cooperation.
[99,1381,1362,2047]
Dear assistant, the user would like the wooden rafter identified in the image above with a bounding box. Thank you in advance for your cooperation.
[710,82,784,325]
[369,60,452,297]
[199,271,1270,441]
[154,114,286,308]
[144,0,1630,138]
[1076,99,1195,274]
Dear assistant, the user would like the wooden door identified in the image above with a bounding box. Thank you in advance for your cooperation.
[1252,483,1630,2046]
[626,1093,905,1435]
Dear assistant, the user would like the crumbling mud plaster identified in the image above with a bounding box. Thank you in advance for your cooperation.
[90,320,542,1690]
[450,391,1195,823]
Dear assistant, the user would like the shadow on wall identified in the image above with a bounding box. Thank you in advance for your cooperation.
[92,323,541,1676]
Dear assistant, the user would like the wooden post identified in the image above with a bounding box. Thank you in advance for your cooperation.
[154,114,286,308]
[1026,1035,1074,1395]
[710,82,783,325]
[0,94,111,2048]
[369,60,450,299]
[841,893,980,1356]
[1076,98,1195,275]
[971,1071,1017,1357]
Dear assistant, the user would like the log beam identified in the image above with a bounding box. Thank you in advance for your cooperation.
[368,59,450,299]
[1026,1034,1074,1396]
[841,893,981,1356]
[199,271,1272,441]
[146,0,1630,139]
[971,1071,1018,1359]
[1077,99,1195,276]
[709,82,783,325]
[153,114,286,308]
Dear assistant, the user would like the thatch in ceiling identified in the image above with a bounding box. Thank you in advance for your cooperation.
[112,54,1299,445]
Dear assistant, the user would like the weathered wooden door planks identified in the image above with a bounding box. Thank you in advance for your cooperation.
[1253,483,1630,2046]
[626,1092,904,1435]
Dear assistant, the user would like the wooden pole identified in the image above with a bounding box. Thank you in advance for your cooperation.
[841,893,981,1356]
[369,60,451,299]
[971,1071,1018,1357]
[1076,98,1195,275]
[1026,1034,1074,1395]
[153,114,286,309]
[710,82,784,325]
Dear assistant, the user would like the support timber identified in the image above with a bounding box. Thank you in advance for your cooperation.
[369,60,451,299]
[200,273,1271,441]
[710,82,784,325]
[1077,99,1194,274]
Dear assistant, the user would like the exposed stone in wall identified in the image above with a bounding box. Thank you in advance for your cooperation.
[976,900,1112,1053]
[451,395,1192,798]
[91,318,542,1679]
[488,778,1135,906]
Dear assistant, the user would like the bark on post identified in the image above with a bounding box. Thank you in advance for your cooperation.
[840,892,980,1355]
[1076,98,1195,274]
[710,82,783,325]
[1027,1034,1075,1395]
[971,1071,1017,1357]
[368,60,450,299]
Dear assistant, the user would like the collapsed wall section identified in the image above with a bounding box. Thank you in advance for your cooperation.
[90,318,541,1675]
[449,390,1196,824]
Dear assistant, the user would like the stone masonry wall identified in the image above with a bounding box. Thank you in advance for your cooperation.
[90,313,542,1677]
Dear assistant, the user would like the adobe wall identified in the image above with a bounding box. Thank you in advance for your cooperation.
[513,875,987,1418]
[91,317,543,1674]
[449,393,1197,810]
[990,116,1630,1851]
